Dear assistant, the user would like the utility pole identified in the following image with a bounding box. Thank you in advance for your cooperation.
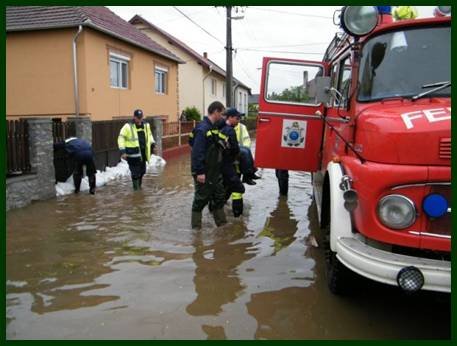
[225,5,233,107]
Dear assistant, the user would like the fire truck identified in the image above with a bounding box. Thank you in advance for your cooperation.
[255,6,451,294]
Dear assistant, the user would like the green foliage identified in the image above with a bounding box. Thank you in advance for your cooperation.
[268,85,310,103]
[182,106,202,121]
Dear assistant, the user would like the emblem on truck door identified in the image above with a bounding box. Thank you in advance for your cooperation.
[282,119,307,148]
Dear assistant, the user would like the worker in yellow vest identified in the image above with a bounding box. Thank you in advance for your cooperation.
[118,109,155,190]
[234,120,261,185]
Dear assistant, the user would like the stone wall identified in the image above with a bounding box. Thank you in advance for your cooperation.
[6,118,55,210]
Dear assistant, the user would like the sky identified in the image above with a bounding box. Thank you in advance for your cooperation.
[108,6,436,94]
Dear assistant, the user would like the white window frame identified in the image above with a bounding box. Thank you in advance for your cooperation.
[155,66,168,95]
[211,79,217,96]
[109,53,129,89]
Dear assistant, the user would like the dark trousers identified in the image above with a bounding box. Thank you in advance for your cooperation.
[222,164,245,201]
[127,157,146,180]
[73,152,96,192]
[192,175,226,212]
[275,169,289,196]
[239,146,256,176]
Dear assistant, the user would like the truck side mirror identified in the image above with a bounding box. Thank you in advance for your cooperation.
[315,76,331,104]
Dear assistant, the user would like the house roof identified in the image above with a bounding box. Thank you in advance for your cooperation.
[6,6,184,63]
[129,14,251,93]
[130,14,210,68]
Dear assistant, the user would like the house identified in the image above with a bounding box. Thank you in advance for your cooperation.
[130,15,251,116]
[6,6,184,121]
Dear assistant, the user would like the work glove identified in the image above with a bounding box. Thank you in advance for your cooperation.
[232,198,243,217]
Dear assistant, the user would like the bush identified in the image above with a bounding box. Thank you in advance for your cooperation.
[182,106,202,121]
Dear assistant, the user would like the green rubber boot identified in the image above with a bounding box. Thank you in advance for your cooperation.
[191,211,202,229]
[132,179,140,191]
[213,208,227,227]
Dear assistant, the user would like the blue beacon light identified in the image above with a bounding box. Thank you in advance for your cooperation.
[422,193,448,218]
[377,6,392,15]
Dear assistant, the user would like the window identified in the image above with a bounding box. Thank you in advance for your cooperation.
[265,62,323,105]
[211,79,217,96]
[335,55,352,108]
[244,93,247,113]
[358,26,450,101]
[155,66,168,94]
[222,83,226,97]
[110,53,129,89]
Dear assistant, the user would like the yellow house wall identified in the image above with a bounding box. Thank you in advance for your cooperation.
[204,72,227,114]
[6,28,88,118]
[83,28,179,121]
[6,27,179,121]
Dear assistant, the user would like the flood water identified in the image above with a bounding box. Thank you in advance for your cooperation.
[6,142,451,339]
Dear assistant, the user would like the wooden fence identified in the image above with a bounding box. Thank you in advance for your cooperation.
[52,118,76,143]
[92,119,127,171]
[6,119,32,177]
[162,120,195,150]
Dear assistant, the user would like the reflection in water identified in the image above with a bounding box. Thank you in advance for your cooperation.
[186,223,255,317]
[6,149,450,339]
[246,201,451,340]
[258,196,297,254]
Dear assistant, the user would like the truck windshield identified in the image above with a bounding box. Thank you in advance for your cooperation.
[358,25,450,101]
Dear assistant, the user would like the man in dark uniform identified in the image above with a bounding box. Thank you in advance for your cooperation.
[189,101,227,229]
[54,137,96,194]
[118,109,155,190]
[219,108,246,217]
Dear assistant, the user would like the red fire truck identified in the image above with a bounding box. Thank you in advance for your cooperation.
[255,6,451,294]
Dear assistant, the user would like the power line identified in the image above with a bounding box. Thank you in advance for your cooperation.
[249,6,333,19]
[237,42,328,49]
[173,6,224,45]
[237,48,324,55]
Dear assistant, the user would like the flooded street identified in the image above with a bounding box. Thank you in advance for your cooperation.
[6,143,450,340]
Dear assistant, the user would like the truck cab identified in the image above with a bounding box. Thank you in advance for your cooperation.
[255,6,451,294]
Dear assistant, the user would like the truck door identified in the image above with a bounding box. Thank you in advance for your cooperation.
[255,57,327,172]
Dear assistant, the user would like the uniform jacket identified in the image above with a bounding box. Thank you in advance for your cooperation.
[118,121,155,162]
[190,117,228,177]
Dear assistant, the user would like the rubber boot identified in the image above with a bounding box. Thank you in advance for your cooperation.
[213,208,227,227]
[89,175,96,195]
[138,177,143,189]
[191,211,202,229]
[73,174,82,194]
[132,179,140,191]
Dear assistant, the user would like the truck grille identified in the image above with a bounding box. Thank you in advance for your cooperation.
[425,185,451,237]
[439,138,451,160]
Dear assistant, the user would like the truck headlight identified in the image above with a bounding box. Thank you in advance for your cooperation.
[377,195,417,229]
[341,6,379,37]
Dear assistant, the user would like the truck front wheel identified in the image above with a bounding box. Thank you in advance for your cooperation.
[323,215,355,295]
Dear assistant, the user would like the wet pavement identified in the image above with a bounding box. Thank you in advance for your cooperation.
[6,142,451,339]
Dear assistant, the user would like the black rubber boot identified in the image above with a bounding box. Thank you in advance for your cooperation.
[132,179,140,191]
[213,208,227,226]
[191,211,202,229]
[73,174,82,194]
[138,177,143,189]
[89,175,96,195]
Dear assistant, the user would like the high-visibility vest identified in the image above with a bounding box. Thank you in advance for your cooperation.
[235,123,251,148]
[118,122,155,162]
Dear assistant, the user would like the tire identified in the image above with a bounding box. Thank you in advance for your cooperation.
[323,218,355,295]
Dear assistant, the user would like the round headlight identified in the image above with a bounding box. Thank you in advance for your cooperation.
[377,194,417,229]
[341,6,379,37]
